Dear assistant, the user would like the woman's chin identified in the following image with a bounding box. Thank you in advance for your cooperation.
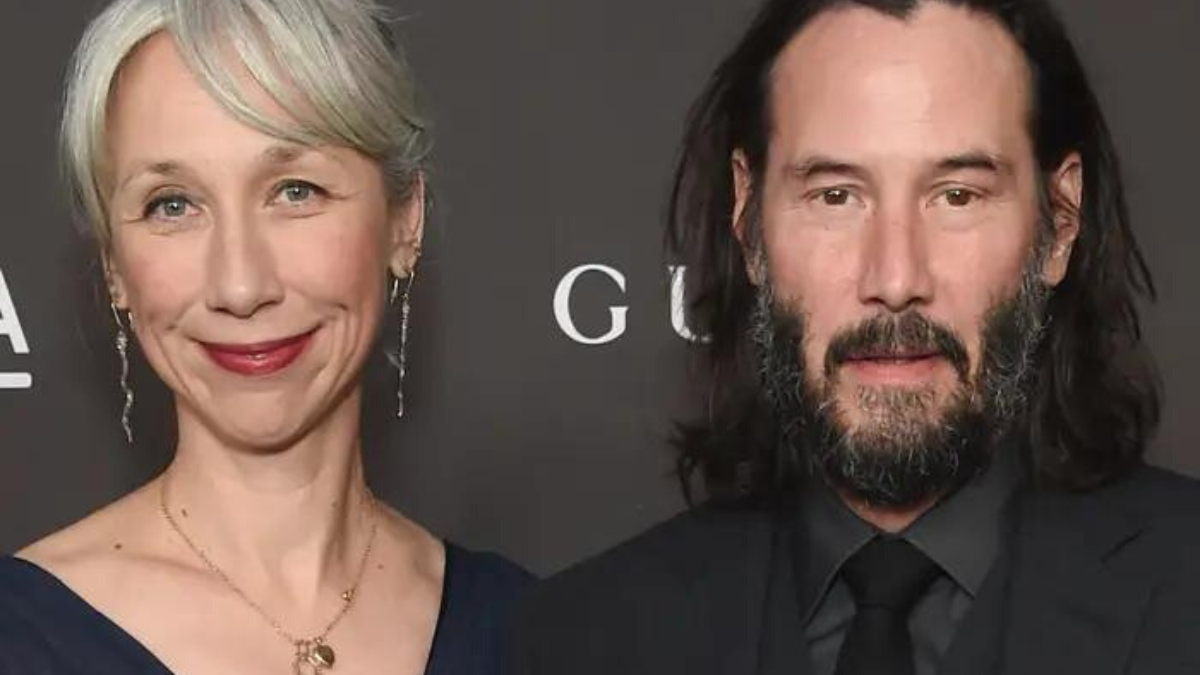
[193,400,319,453]
[176,370,358,453]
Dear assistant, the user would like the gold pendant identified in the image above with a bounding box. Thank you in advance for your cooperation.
[293,639,336,674]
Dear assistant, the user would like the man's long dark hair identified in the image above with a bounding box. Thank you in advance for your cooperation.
[669,0,1160,505]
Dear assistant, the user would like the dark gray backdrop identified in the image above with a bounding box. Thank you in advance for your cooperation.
[1,0,1197,575]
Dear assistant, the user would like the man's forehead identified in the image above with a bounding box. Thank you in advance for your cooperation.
[765,2,1033,160]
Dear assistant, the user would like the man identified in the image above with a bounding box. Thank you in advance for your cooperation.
[513,1,1200,674]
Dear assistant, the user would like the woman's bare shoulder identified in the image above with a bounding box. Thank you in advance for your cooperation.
[15,480,162,581]
[378,505,446,587]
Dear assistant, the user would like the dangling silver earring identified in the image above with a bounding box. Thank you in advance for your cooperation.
[110,303,135,444]
[389,265,416,419]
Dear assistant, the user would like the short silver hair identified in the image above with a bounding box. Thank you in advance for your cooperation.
[61,0,430,248]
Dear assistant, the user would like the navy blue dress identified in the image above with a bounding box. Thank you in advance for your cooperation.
[0,542,533,675]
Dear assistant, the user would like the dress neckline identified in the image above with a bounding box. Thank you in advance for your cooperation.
[0,542,455,675]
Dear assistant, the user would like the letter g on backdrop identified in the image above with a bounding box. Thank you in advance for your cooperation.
[552,264,707,345]
[553,264,629,345]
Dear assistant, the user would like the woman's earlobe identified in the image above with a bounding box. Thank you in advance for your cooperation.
[389,244,423,283]
[389,178,427,275]
[105,262,130,310]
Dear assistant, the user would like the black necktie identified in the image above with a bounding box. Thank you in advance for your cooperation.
[832,536,941,675]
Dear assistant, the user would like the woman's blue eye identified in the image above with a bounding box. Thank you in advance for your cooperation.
[278,181,322,204]
[145,195,191,219]
[284,184,311,202]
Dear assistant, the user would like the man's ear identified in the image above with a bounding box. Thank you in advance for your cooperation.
[731,150,764,286]
[388,175,427,279]
[1042,152,1083,287]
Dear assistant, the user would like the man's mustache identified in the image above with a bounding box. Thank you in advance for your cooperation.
[824,311,971,384]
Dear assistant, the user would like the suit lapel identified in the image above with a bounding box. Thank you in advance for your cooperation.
[998,487,1156,675]
[688,507,802,675]
[754,520,814,675]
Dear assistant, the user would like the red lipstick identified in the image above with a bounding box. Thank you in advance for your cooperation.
[200,330,315,377]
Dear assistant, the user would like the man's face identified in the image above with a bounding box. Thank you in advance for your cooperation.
[733,3,1080,505]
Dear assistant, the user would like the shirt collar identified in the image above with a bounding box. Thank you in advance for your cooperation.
[789,447,1021,626]
[789,471,875,626]
[905,447,1020,595]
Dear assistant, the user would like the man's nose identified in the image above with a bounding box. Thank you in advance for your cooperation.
[855,203,935,313]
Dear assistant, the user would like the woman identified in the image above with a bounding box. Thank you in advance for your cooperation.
[0,1,532,673]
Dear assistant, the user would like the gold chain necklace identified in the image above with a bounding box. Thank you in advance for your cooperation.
[159,478,378,675]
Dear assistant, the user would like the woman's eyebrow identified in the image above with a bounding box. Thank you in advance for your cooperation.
[116,160,187,192]
[258,143,310,167]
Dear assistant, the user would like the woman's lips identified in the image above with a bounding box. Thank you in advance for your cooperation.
[200,330,316,377]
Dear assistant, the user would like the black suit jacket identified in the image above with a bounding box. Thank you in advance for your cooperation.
[512,467,1200,675]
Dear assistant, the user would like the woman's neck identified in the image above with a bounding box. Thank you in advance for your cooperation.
[161,392,376,607]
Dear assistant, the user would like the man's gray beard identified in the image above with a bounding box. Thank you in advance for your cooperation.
[750,258,1050,507]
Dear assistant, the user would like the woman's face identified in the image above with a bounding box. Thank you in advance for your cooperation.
[104,33,422,450]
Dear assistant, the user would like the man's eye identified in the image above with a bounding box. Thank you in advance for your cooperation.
[819,188,852,206]
[943,189,977,207]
